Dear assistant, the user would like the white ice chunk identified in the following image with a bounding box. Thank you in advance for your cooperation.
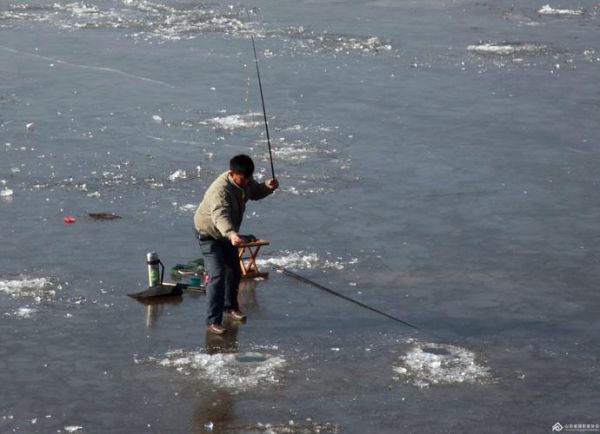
[148,350,285,390]
[4,306,37,318]
[16,307,36,318]
[168,169,187,181]
[394,343,491,388]
[0,277,54,301]
[178,203,197,212]
[208,113,262,130]
[538,5,584,15]
[467,43,548,55]
[257,251,345,270]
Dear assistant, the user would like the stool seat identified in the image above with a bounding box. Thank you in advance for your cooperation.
[238,239,270,279]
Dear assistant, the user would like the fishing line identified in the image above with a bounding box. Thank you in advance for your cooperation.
[273,265,445,340]
[250,36,276,179]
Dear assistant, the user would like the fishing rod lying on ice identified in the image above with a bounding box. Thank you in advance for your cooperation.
[273,265,445,340]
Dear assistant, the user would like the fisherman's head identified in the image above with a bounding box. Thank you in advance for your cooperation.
[229,154,254,187]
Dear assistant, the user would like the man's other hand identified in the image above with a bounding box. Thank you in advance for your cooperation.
[266,178,279,190]
[230,233,244,246]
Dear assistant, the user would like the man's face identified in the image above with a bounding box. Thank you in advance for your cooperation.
[230,171,252,188]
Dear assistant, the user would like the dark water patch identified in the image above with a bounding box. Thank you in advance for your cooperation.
[422,346,452,356]
[88,212,122,220]
[235,354,267,363]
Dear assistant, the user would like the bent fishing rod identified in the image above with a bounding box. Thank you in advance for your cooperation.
[251,36,276,180]
[273,265,445,340]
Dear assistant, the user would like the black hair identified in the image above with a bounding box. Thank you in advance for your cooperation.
[229,154,255,177]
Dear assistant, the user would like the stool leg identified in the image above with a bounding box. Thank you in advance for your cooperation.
[238,247,249,276]
[247,248,257,274]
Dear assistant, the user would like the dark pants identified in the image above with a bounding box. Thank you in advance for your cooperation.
[198,236,241,325]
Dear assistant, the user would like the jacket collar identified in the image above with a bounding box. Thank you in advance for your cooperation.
[227,172,244,190]
[226,172,246,200]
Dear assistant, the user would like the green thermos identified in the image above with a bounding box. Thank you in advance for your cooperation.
[146,252,164,287]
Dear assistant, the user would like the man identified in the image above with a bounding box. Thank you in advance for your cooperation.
[194,154,279,334]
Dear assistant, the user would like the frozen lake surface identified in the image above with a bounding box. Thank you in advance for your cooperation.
[1,0,599,432]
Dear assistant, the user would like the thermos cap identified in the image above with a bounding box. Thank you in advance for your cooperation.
[147,252,159,262]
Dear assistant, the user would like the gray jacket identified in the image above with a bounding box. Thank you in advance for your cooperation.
[194,171,273,240]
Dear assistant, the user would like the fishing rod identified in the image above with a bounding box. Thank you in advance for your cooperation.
[251,36,276,180]
[273,265,444,340]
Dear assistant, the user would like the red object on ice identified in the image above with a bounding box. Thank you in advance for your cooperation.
[64,217,76,224]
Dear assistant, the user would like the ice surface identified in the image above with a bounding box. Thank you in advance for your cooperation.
[394,342,491,388]
[0,188,14,197]
[147,350,286,390]
[1,0,599,430]
[292,33,392,54]
[0,2,391,54]
[64,426,83,433]
[0,0,251,40]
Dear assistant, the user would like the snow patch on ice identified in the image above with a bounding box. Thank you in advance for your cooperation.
[244,420,341,433]
[538,5,584,16]
[168,169,187,181]
[257,251,355,271]
[4,306,37,318]
[208,113,263,130]
[146,350,286,390]
[178,203,197,212]
[271,138,338,165]
[274,143,320,162]
[467,42,548,55]
[394,343,491,388]
[280,186,336,196]
[0,277,55,301]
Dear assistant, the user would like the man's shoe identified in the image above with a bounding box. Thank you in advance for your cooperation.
[225,309,247,321]
[207,323,227,335]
